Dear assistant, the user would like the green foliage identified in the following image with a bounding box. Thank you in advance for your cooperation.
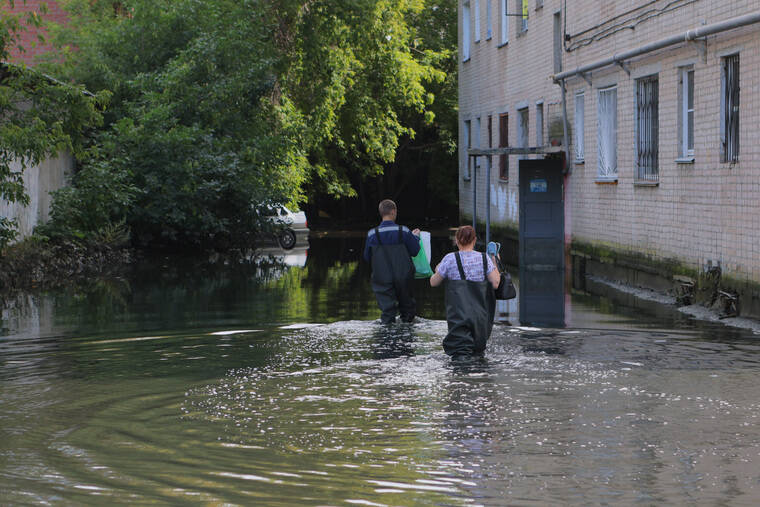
[39,0,455,249]
[37,156,137,240]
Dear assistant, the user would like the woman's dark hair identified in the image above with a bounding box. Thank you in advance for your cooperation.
[455,225,476,246]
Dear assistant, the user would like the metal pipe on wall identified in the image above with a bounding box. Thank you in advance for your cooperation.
[553,10,760,83]
[472,156,477,231]
[485,156,491,244]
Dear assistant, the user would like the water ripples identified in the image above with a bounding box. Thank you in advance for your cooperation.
[3,318,760,504]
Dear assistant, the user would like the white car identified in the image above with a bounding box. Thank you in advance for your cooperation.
[265,205,309,249]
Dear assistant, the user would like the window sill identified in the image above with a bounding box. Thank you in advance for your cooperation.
[463,57,471,63]
[594,178,618,184]
[498,178,509,184]
[475,39,481,44]
[574,159,585,165]
[463,176,472,182]
[486,35,492,41]
[634,180,659,187]
[497,42,508,49]
[675,157,695,164]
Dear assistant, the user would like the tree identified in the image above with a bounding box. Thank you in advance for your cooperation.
[0,0,104,247]
[46,0,454,247]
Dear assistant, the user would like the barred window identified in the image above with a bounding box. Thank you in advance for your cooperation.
[636,76,659,183]
[721,54,739,163]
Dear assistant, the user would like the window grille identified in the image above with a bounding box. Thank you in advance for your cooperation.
[636,76,658,182]
[574,92,584,162]
[722,54,739,163]
[597,86,617,178]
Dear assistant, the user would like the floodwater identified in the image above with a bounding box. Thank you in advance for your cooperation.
[2,235,760,505]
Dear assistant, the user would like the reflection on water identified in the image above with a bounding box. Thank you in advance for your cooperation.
[2,236,760,504]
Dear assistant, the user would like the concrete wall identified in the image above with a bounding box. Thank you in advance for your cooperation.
[459,0,760,287]
[0,154,74,239]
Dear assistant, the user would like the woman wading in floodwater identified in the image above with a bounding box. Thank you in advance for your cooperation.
[430,226,500,359]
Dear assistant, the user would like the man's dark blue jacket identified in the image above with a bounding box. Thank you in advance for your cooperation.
[363,220,420,262]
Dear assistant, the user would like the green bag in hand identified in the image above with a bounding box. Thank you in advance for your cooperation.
[412,231,433,279]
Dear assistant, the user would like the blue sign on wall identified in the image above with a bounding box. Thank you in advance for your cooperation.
[530,178,548,192]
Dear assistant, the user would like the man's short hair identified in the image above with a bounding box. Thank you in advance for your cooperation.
[378,199,397,217]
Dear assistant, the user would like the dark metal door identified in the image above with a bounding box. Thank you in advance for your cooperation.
[519,158,565,327]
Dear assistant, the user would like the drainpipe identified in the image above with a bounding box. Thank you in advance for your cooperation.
[553,10,760,82]
[485,156,491,244]
[472,157,477,230]
[560,79,571,173]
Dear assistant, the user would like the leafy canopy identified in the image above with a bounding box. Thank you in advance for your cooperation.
[42,0,452,247]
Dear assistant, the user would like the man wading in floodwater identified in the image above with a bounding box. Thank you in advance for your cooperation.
[364,199,421,324]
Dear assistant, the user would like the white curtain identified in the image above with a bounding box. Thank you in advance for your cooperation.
[597,87,617,178]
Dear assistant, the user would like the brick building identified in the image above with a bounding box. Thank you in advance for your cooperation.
[3,0,67,65]
[459,0,760,316]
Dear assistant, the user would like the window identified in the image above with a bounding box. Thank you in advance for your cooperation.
[463,1,471,60]
[487,115,493,148]
[463,119,472,180]
[519,0,528,32]
[474,0,480,42]
[636,75,659,182]
[486,0,492,39]
[553,12,562,73]
[721,54,739,163]
[574,91,584,162]
[500,0,509,44]
[499,113,509,180]
[475,116,482,169]
[536,0,543,8]
[518,108,529,160]
[536,102,544,147]
[597,86,617,179]
[678,67,694,160]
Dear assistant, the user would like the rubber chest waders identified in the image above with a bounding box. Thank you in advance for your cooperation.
[442,252,496,357]
[370,225,416,323]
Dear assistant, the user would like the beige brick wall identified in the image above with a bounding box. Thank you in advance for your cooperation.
[460,0,760,283]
